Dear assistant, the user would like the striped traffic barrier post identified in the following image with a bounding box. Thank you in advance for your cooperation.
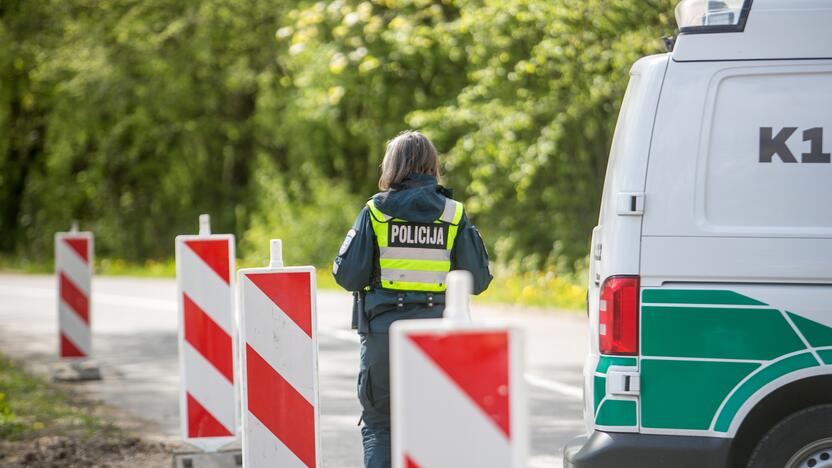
[239,239,320,468]
[390,271,527,468]
[175,214,239,452]
[55,221,94,360]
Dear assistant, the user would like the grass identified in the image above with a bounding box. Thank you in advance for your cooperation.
[0,256,53,275]
[97,258,177,277]
[315,268,586,311]
[1,255,586,311]
[0,355,109,440]
[0,255,176,278]
[476,268,587,311]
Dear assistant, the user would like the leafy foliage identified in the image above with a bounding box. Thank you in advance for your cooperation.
[410,0,675,268]
[1,0,676,271]
[241,156,361,267]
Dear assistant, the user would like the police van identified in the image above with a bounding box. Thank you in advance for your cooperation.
[564,0,832,467]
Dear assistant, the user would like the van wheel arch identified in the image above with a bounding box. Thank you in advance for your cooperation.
[730,374,832,467]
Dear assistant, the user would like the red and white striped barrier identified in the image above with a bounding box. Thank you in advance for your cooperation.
[175,214,238,452]
[239,239,320,468]
[55,225,94,359]
[391,271,526,468]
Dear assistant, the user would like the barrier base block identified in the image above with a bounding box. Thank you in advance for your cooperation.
[173,449,242,468]
[52,361,102,382]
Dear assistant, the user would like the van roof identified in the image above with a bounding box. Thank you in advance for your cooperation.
[673,0,832,61]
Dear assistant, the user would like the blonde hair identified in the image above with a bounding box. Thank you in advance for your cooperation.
[378,130,440,191]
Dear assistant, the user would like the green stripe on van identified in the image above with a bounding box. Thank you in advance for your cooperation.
[819,350,832,365]
[714,352,819,432]
[642,289,766,306]
[641,359,758,430]
[596,356,638,374]
[596,399,637,427]
[787,312,832,348]
[594,376,605,414]
[642,306,805,360]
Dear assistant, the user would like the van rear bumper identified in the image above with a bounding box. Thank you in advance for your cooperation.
[563,431,732,468]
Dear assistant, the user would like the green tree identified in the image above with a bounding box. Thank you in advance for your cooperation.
[5,0,293,260]
[411,0,676,270]
[1,0,679,275]
[274,0,469,196]
[0,0,67,253]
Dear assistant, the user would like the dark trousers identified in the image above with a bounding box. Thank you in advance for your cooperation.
[358,333,391,468]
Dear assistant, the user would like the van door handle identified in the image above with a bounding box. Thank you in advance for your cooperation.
[616,192,644,216]
[607,367,640,396]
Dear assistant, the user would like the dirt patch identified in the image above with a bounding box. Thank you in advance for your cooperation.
[0,355,177,467]
[0,434,173,467]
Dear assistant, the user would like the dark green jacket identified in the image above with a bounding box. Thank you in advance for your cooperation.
[333,173,492,333]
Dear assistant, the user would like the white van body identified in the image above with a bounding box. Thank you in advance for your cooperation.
[565,1,832,466]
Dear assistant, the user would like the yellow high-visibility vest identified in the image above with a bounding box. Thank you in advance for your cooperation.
[366,197,464,292]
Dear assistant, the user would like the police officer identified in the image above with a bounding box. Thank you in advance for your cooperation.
[333,130,492,468]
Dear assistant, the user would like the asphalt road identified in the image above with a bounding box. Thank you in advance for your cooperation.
[0,273,587,467]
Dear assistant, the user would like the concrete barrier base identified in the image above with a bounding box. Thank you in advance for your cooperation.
[52,360,102,382]
[172,450,243,468]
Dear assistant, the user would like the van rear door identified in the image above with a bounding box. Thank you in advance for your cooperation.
[584,53,668,433]
[639,58,832,438]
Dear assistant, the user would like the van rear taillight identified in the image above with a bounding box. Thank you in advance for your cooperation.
[599,276,639,355]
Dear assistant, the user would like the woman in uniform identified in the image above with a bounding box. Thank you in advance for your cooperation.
[332,130,493,468]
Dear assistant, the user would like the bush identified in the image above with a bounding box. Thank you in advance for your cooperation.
[242,156,361,268]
